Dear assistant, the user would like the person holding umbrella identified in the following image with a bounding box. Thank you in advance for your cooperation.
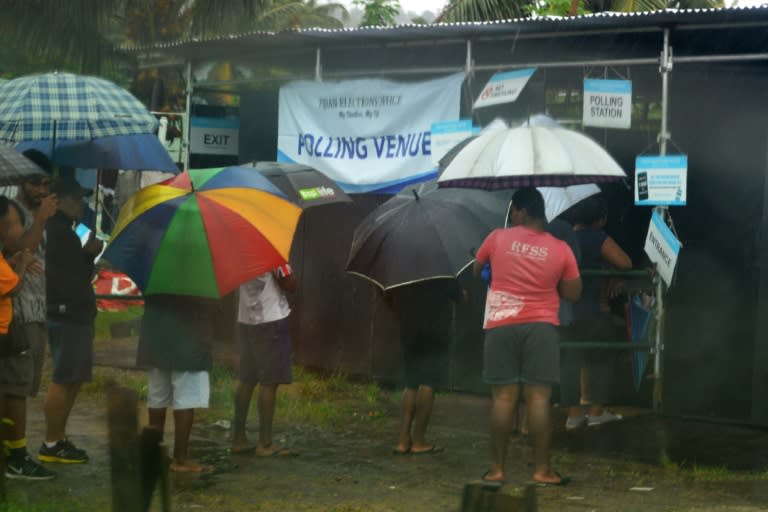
[39,176,101,464]
[0,150,58,480]
[473,188,581,486]
[388,279,466,456]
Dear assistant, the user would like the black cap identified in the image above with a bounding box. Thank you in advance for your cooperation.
[50,176,92,199]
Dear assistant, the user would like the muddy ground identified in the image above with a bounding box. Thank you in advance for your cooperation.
[6,337,768,512]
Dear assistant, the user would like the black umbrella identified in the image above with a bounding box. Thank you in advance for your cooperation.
[0,144,47,185]
[244,161,351,208]
[345,181,510,290]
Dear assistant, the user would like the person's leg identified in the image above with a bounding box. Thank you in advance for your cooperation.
[148,407,167,433]
[43,382,72,443]
[231,380,257,453]
[3,396,26,448]
[169,409,210,472]
[395,386,417,454]
[256,383,279,455]
[410,385,437,453]
[525,383,565,483]
[169,371,211,472]
[232,322,259,453]
[486,383,520,482]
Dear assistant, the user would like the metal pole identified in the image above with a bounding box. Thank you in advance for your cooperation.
[652,28,672,412]
[315,48,322,82]
[183,61,193,171]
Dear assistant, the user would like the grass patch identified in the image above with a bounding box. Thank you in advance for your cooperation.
[81,363,394,433]
[94,306,144,340]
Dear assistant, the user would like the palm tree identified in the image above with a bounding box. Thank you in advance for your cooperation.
[437,0,723,22]
[255,0,349,31]
[0,0,272,74]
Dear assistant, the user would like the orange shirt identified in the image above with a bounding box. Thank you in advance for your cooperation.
[0,255,20,334]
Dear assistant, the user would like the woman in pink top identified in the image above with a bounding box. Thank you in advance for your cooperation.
[474,188,581,487]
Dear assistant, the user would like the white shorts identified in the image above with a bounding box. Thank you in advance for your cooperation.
[147,369,210,410]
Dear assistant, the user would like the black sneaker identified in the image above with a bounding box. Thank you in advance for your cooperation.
[6,454,57,480]
[38,439,88,464]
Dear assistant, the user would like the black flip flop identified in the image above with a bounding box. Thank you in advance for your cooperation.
[480,471,504,487]
[410,445,444,455]
[533,471,571,487]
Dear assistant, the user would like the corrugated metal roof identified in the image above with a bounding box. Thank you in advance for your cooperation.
[122,6,768,53]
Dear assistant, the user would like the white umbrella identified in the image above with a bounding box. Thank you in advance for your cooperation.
[438,116,625,190]
[539,184,601,222]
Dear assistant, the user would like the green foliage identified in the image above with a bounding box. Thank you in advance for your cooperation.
[256,0,349,31]
[353,0,401,26]
[526,0,587,16]
[93,306,144,341]
[437,0,532,22]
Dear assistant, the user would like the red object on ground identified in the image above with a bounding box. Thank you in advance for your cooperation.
[94,270,143,311]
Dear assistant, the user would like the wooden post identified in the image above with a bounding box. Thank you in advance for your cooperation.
[139,427,170,512]
[108,387,142,512]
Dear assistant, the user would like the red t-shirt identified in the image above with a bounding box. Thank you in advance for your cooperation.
[475,226,580,329]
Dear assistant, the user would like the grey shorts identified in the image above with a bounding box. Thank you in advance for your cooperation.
[483,323,560,386]
[237,318,292,385]
[24,322,47,397]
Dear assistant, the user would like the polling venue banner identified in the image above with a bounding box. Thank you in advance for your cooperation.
[634,155,688,206]
[277,73,465,193]
[644,211,681,286]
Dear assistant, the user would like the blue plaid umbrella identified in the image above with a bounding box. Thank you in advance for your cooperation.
[0,72,157,143]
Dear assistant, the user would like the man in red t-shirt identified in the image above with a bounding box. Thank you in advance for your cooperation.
[473,187,581,487]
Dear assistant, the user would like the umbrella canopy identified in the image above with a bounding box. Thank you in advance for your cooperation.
[15,134,178,172]
[539,184,601,222]
[0,72,157,143]
[241,162,351,208]
[438,117,625,189]
[346,181,509,290]
[0,144,47,185]
[103,167,302,298]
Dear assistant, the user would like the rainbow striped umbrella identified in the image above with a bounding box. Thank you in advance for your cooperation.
[103,167,302,298]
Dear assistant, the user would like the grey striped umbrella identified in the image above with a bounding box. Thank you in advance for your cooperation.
[0,144,46,185]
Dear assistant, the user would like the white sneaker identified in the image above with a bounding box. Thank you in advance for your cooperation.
[565,415,587,430]
[587,411,623,427]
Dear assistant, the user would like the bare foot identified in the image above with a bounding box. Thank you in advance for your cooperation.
[170,460,213,473]
[255,444,298,457]
[230,441,257,454]
[532,470,569,486]
[482,470,505,484]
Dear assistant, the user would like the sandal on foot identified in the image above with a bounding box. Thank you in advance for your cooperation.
[481,471,505,487]
[533,471,571,487]
[410,445,444,455]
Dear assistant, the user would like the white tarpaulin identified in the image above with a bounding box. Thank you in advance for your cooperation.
[277,73,464,193]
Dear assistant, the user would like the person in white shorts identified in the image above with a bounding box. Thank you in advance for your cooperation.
[137,294,217,473]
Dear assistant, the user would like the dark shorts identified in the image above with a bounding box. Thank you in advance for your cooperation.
[0,352,32,397]
[237,318,292,385]
[49,321,94,384]
[400,324,451,390]
[483,322,560,386]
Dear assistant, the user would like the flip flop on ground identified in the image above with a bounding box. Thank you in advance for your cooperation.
[532,471,571,487]
[410,445,444,455]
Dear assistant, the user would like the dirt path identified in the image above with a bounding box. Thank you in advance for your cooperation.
[6,338,768,511]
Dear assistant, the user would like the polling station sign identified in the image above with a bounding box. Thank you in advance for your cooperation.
[644,211,681,286]
[431,119,474,165]
[190,116,239,156]
[583,79,632,129]
[634,155,688,206]
[473,68,536,110]
[277,73,464,193]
